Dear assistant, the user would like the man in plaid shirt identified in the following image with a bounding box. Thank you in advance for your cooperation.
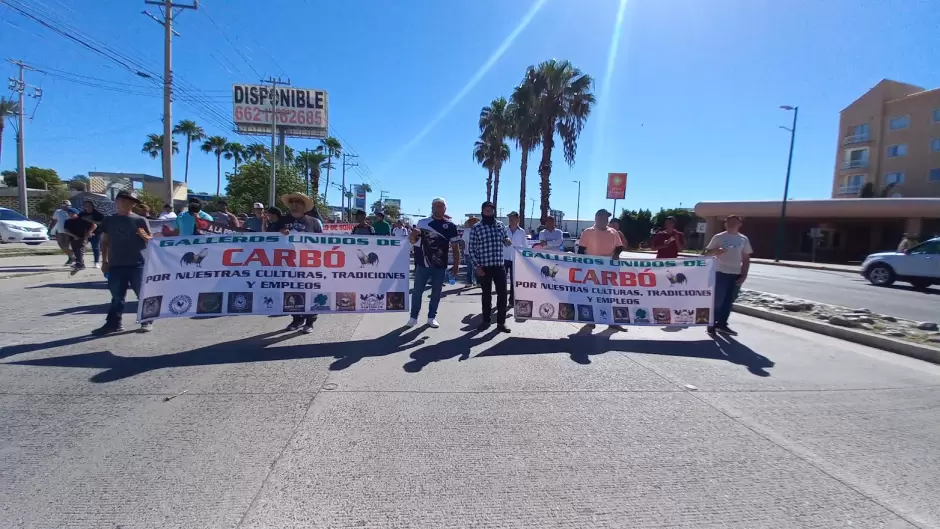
[468,201,513,332]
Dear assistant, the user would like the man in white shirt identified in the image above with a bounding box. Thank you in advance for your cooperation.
[504,211,527,305]
[48,200,74,266]
[157,204,177,220]
[537,216,564,251]
[392,219,409,238]
[704,215,753,337]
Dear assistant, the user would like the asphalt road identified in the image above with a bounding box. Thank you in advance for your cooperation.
[620,252,939,322]
[1,270,939,528]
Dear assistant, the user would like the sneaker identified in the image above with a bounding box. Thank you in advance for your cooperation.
[94,262,101,269]
[477,321,491,331]
[301,325,314,334]
[286,321,303,332]
[64,257,73,266]
[427,318,440,329]
[139,322,153,333]
[716,325,738,336]
[496,324,511,333]
[406,317,418,328]
[706,326,717,336]
[91,323,123,336]
[69,266,80,276]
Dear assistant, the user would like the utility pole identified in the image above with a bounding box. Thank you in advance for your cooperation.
[572,180,581,236]
[775,105,798,262]
[7,60,41,217]
[341,152,358,221]
[260,76,290,206]
[144,0,198,207]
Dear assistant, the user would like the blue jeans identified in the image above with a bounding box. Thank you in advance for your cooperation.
[411,266,445,319]
[106,266,143,325]
[89,233,101,263]
[714,272,741,327]
[464,256,475,285]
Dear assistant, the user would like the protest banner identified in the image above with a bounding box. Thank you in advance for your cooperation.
[137,234,411,321]
[150,217,251,237]
[510,248,715,326]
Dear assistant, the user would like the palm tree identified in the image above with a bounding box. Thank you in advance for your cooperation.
[223,142,245,177]
[245,143,269,162]
[528,60,595,223]
[479,97,512,208]
[858,182,897,198]
[320,136,342,204]
[200,135,228,196]
[509,73,541,226]
[172,120,205,185]
[473,137,494,201]
[141,133,180,160]
[296,149,329,198]
[0,97,19,167]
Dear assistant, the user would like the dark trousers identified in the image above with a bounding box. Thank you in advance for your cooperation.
[479,265,508,325]
[106,266,143,325]
[714,272,741,327]
[89,233,101,263]
[504,259,514,302]
[69,238,87,269]
[291,314,317,326]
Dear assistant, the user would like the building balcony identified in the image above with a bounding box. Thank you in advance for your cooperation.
[836,183,864,196]
[843,133,871,145]
[840,160,868,170]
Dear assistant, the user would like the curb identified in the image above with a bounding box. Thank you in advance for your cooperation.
[732,303,940,365]
[629,250,858,274]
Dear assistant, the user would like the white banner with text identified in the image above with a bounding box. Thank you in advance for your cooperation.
[137,234,411,321]
[511,248,716,326]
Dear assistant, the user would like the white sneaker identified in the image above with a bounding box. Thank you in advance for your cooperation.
[406,317,418,327]
[427,318,440,329]
[139,322,153,333]
[94,262,101,269]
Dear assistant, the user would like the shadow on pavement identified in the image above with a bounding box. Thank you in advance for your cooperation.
[27,280,106,290]
[44,301,134,317]
[6,327,429,383]
[0,330,138,360]
[402,313,501,372]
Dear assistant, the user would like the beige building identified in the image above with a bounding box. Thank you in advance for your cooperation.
[834,79,940,198]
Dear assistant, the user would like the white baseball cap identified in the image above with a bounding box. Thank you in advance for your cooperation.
[252,202,264,209]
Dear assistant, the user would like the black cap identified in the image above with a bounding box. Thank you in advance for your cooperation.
[266,206,282,216]
[481,201,495,210]
[507,211,519,218]
[115,190,141,204]
[595,208,612,217]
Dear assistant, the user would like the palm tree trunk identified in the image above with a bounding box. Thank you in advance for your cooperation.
[493,164,501,209]
[311,166,321,201]
[519,148,528,227]
[538,130,554,223]
[324,163,332,205]
[0,122,5,167]
[486,168,493,202]
[215,154,221,196]
[183,137,192,185]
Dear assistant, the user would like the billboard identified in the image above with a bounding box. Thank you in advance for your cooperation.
[354,185,367,211]
[607,173,627,199]
[232,84,328,139]
[384,198,401,211]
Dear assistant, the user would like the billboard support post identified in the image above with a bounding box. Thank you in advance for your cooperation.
[260,76,290,207]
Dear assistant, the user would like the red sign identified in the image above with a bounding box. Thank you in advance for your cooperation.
[606,173,627,199]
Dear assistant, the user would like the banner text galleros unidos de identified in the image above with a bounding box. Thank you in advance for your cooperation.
[137,234,411,321]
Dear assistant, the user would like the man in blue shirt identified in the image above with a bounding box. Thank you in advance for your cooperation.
[173,198,214,236]
[408,197,460,329]
[468,201,512,332]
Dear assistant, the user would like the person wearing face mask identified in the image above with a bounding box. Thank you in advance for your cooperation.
[173,198,214,236]
[468,201,513,332]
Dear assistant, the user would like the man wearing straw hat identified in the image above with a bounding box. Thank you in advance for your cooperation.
[268,192,323,333]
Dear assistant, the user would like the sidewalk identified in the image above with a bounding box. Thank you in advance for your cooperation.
[626,250,860,273]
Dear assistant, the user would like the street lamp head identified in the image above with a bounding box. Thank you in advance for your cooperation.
[779,105,795,111]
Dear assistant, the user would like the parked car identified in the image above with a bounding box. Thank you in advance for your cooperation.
[561,231,576,252]
[861,237,940,289]
[0,207,49,245]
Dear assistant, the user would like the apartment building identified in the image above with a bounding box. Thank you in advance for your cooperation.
[833,79,940,198]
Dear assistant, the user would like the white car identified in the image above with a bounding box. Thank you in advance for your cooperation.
[0,207,49,245]
[861,237,940,290]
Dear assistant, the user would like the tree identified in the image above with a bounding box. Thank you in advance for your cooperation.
[200,135,228,197]
[296,150,328,199]
[2,166,62,189]
[473,137,494,201]
[224,142,245,177]
[141,134,180,166]
[319,136,342,204]
[68,175,89,191]
[36,186,71,216]
[225,160,305,214]
[136,189,164,214]
[0,97,19,168]
[619,208,654,249]
[383,203,401,220]
[479,96,512,208]
[528,60,595,222]
[858,182,897,198]
[172,120,205,185]
[509,72,541,228]
[651,207,693,231]
[245,143,269,162]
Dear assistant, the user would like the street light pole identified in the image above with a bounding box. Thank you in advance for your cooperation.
[775,105,798,262]
[572,180,581,236]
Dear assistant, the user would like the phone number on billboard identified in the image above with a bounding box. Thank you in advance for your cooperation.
[234,106,326,127]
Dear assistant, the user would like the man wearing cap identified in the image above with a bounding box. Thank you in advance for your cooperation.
[269,192,323,333]
[408,197,460,328]
[577,209,626,331]
[48,200,75,266]
[62,207,96,274]
[392,219,409,238]
[350,210,375,235]
[468,201,512,332]
[372,211,392,236]
[504,211,527,305]
[244,202,266,232]
[94,190,153,335]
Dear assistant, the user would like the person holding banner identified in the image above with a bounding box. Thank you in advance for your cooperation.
[704,215,752,336]
[351,210,375,235]
[408,197,460,329]
[468,201,512,333]
[504,211,527,306]
[537,216,564,251]
[173,198,215,236]
[577,209,626,331]
[266,193,324,334]
[244,202,266,232]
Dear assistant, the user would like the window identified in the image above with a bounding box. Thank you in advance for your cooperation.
[887,144,908,157]
[929,168,940,183]
[910,241,940,255]
[846,174,865,187]
[852,124,870,136]
[884,172,904,185]
[934,109,940,122]
[0,209,29,221]
[932,138,940,152]
[889,115,910,130]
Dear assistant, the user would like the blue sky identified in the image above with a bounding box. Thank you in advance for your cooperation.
[2,0,939,221]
